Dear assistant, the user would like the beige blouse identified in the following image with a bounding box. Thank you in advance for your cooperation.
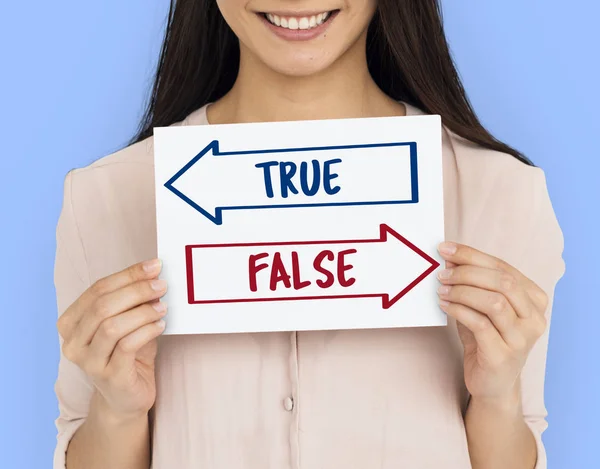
[53,101,565,469]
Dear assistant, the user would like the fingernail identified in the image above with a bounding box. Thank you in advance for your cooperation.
[152,301,167,314]
[437,285,451,296]
[156,319,166,329]
[143,258,162,273]
[438,242,457,255]
[150,279,167,291]
[439,299,450,308]
[437,268,453,280]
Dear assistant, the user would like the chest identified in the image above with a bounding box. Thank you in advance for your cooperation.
[83,163,469,398]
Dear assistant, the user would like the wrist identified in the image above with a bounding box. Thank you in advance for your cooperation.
[91,391,149,428]
[468,386,522,415]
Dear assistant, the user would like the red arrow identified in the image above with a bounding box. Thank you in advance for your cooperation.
[185,224,440,309]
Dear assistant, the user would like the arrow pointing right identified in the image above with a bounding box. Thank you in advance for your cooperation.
[185,224,440,309]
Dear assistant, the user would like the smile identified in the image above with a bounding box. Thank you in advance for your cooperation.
[258,9,339,41]
[263,11,334,30]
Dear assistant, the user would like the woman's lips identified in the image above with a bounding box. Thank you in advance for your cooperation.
[259,10,339,41]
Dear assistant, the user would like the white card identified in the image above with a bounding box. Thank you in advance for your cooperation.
[153,114,446,335]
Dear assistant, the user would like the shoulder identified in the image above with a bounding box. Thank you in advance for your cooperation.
[69,105,208,178]
[65,111,199,207]
[442,125,565,285]
[66,134,157,220]
[71,128,158,178]
[403,101,545,196]
[444,125,542,189]
[59,136,159,280]
[66,104,209,193]
[398,87,566,284]
[58,114,198,280]
[443,124,553,222]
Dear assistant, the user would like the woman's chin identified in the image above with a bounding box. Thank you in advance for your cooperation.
[257,54,335,78]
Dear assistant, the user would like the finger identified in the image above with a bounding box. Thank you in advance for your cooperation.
[89,259,163,298]
[437,265,536,319]
[70,278,168,349]
[438,242,545,311]
[57,305,82,343]
[439,300,508,358]
[58,259,163,340]
[108,319,167,372]
[438,284,525,348]
[86,301,168,372]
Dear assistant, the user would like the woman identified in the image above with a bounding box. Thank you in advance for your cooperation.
[53,1,565,468]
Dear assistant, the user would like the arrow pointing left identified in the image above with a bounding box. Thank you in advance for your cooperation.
[164,139,419,225]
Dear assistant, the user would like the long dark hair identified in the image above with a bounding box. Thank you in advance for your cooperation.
[130,0,532,166]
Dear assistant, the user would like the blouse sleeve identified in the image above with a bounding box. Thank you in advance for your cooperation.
[53,170,95,469]
[518,167,566,469]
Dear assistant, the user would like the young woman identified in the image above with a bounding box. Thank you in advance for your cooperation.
[53,1,565,468]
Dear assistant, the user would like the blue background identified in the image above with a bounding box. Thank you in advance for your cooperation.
[1,1,598,467]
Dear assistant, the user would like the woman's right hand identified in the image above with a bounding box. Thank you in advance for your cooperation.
[57,259,167,421]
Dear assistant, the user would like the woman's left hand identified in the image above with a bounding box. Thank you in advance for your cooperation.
[436,242,549,403]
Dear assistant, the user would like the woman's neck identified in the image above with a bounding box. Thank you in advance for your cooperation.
[207,38,405,124]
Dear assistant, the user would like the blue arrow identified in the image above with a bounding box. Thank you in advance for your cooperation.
[164,140,419,225]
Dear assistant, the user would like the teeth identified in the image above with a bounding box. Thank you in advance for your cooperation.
[265,12,332,30]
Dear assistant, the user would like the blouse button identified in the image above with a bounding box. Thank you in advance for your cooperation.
[283,397,294,411]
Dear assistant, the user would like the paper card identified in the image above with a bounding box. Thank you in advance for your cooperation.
[153,114,446,335]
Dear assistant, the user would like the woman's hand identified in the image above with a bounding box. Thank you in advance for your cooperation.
[436,242,548,403]
[57,259,167,421]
